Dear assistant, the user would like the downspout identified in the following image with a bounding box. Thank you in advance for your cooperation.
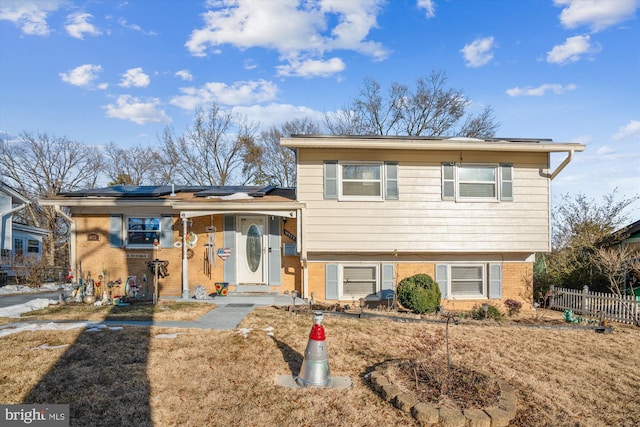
[55,205,75,277]
[299,207,309,300]
[181,215,189,299]
[1,203,28,252]
[0,203,28,217]
[550,149,574,180]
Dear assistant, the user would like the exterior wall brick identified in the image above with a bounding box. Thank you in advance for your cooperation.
[73,214,300,298]
[307,260,533,311]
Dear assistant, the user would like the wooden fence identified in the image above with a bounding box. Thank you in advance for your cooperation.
[549,285,639,325]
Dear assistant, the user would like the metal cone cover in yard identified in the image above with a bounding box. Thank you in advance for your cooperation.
[296,312,333,388]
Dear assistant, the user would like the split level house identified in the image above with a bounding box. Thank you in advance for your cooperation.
[40,135,585,310]
[1,181,50,283]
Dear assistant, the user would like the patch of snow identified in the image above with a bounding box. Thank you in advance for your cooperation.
[237,327,252,338]
[0,321,93,338]
[155,333,180,339]
[29,343,70,350]
[0,298,55,318]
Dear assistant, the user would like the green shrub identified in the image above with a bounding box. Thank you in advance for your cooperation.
[397,274,441,314]
[469,303,504,321]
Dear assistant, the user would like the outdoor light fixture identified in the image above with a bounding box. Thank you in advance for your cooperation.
[482,303,489,319]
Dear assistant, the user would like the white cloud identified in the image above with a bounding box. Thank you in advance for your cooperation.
[506,83,577,97]
[554,0,638,32]
[0,0,67,36]
[175,69,193,81]
[119,67,150,88]
[417,0,436,18]
[104,95,171,125]
[170,79,279,110]
[185,0,387,76]
[597,145,617,156]
[243,59,258,70]
[612,120,640,141]
[59,64,106,88]
[460,36,495,67]
[276,57,346,77]
[546,35,600,64]
[117,17,157,35]
[232,103,324,129]
[65,12,101,39]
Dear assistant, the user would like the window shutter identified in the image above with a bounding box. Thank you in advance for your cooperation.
[160,215,174,248]
[489,264,502,299]
[325,264,339,300]
[324,161,338,199]
[268,216,281,286]
[223,215,236,284]
[109,215,123,248]
[381,263,395,300]
[435,264,448,298]
[442,163,455,200]
[385,162,399,200]
[500,164,513,201]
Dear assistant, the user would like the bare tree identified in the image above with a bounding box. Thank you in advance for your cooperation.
[594,246,640,326]
[104,142,165,185]
[324,71,499,137]
[0,132,102,265]
[158,104,259,186]
[251,118,320,187]
[536,190,638,294]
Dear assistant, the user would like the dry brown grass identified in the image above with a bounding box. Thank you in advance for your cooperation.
[0,306,638,427]
[17,300,214,322]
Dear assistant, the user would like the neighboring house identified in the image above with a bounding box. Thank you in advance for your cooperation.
[614,219,640,252]
[1,181,49,281]
[41,135,585,310]
[608,219,640,294]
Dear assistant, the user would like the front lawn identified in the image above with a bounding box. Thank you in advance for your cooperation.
[0,306,638,426]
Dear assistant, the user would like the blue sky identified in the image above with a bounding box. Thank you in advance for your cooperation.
[1,0,639,216]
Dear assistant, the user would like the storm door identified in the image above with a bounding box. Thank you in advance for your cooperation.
[237,216,267,284]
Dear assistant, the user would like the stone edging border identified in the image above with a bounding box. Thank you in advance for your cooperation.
[367,361,517,427]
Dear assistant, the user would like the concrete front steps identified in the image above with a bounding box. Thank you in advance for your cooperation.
[211,292,306,307]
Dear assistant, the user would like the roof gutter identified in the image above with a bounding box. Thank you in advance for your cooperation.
[550,149,575,181]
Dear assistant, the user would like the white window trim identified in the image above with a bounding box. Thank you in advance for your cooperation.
[338,263,381,300]
[125,215,162,249]
[447,263,487,299]
[456,163,499,202]
[338,161,384,201]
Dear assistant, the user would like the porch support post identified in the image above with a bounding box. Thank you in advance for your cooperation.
[181,215,189,299]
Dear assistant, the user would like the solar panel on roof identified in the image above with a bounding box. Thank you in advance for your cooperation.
[58,186,174,197]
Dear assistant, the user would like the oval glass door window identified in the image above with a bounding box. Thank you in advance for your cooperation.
[246,224,262,273]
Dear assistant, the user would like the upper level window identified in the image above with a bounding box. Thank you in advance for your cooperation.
[341,163,382,199]
[127,217,161,247]
[324,161,398,201]
[442,163,512,201]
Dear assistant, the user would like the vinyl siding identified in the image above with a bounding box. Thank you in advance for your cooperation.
[297,148,550,253]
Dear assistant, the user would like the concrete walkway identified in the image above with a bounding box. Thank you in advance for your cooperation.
[0,292,307,331]
[103,293,307,331]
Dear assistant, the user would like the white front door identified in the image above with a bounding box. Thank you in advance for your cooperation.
[237,216,267,284]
